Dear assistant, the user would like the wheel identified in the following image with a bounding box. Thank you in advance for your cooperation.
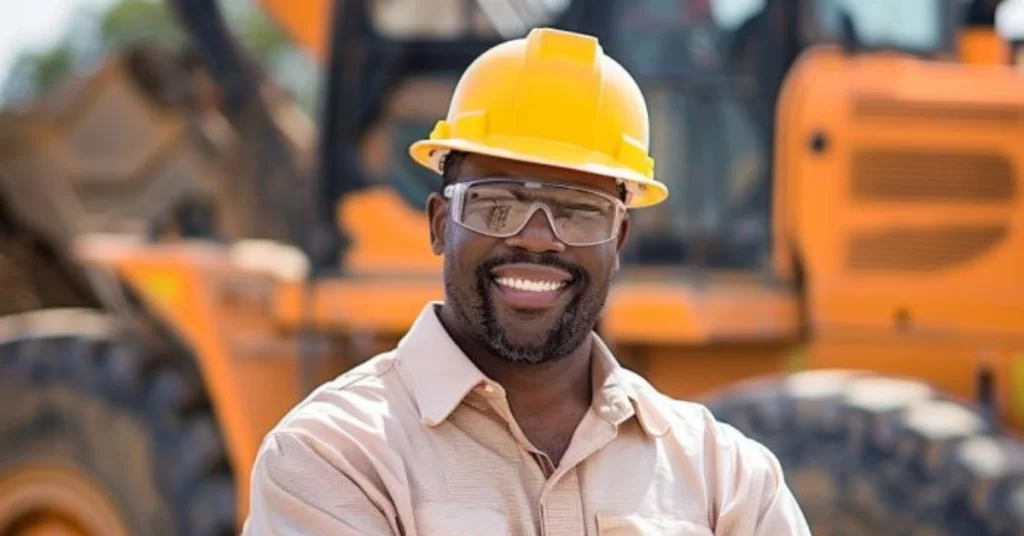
[0,308,236,536]
[702,369,1024,536]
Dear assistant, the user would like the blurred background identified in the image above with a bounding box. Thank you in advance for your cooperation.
[0,0,319,109]
[0,1,1022,535]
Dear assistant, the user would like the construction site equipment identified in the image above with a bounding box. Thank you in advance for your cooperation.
[0,0,1022,534]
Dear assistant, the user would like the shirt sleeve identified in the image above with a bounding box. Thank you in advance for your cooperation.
[242,432,399,536]
[711,421,813,536]
[746,439,812,536]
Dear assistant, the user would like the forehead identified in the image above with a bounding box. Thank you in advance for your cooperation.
[455,153,621,197]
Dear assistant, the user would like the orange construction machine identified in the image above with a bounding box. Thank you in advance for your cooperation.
[0,0,1021,535]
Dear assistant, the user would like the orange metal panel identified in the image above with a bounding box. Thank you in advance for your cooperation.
[775,46,1024,337]
[959,28,1010,65]
[335,187,444,274]
[774,44,1024,436]
[254,0,333,62]
[602,271,800,345]
[273,275,444,334]
[621,342,798,401]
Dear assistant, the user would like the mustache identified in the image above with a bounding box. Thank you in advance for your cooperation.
[476,252,588,284]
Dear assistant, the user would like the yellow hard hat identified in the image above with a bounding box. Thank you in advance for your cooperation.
[409,27,668,208]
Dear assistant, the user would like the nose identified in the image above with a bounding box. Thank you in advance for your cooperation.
[505,206,566,253]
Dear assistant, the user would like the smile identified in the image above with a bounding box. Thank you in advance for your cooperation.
[494,277,567,293]
[488,262,575,310]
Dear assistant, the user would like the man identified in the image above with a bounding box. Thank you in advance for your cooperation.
[244,27,810,535]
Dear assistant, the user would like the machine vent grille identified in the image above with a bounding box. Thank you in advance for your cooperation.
[854,99,1024,125]
[847,225,1007,271]
[852,150,1015,202]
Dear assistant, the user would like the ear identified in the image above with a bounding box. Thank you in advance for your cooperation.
[426,192,448,255]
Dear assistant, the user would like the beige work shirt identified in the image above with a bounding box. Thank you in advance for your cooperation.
[243,302,810,535]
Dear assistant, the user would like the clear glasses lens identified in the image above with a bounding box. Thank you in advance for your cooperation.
[450,180,622,246]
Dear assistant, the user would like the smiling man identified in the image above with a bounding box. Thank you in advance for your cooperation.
[244,27,809,536]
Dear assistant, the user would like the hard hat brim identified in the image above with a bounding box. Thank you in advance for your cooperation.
[409,137,668,209]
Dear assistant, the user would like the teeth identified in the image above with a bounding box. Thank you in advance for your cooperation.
[495,277,566,292]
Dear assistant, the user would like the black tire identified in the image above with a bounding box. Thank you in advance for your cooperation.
[702,369,1024,536]
[0,308,236,536]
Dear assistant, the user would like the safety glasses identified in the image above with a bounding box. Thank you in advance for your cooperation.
[443,178,627,247]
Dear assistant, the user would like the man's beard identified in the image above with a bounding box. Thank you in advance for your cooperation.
[446,252,608,365]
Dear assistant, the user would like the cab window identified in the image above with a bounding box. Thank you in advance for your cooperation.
[811,0,951,54]
[370,0,571,39]
[611,0,773,268]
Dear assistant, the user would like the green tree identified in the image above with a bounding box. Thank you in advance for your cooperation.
[2,44,76,103]
[98,0,184,50]
[1,0,309,106]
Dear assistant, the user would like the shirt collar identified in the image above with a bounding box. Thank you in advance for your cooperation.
[589,335,672,437]
[396,302,671,437]
[396,302,492,427]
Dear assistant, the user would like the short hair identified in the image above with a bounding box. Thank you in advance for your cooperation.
[438,149,628,201]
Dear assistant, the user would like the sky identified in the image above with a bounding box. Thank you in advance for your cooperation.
[998,0,1024,38]
[0,0,115,82]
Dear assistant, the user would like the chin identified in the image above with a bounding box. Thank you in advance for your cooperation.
[487,339,553,365]
[485,310,582,365]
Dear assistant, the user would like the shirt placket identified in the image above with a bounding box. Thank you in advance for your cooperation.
[481,384,629,535]
[538,410,620,535]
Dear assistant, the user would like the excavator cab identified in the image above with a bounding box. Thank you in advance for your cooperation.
[298,0,979,274]
[307,0,785,271]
